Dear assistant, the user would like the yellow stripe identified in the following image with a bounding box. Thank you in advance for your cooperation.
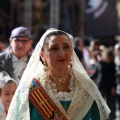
[37,89,54,111]
[31,93,50,118]
[34,91,52,115]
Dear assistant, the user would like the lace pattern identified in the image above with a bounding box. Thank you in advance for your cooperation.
[72,51,110,119]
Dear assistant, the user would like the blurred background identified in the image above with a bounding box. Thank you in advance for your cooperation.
[0,0,120,47]
[0,1,120,119]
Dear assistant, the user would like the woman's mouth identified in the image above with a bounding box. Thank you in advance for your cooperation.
[58,59,66,62]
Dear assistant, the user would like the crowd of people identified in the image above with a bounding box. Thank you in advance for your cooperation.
[74,37,120,120]
[0,26,119,120]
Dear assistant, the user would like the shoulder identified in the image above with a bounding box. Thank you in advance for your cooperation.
[29,73,47,91]
[0,47,12,60]
[0,52,6,60]
[33,72,47,85]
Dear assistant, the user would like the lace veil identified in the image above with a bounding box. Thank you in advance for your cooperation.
[6,28,110,120]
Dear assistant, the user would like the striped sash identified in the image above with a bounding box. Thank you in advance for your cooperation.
[29,78,67,120]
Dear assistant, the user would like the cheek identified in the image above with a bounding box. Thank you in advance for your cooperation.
[27,43,32,49]
[10,41,15,46]
[1,94,7,102]
[45,53,56,67]
[10,43,17,51]
[66,51,72,59]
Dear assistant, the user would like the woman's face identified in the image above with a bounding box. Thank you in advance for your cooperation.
[1,82,16,110]
[40,35,73,72]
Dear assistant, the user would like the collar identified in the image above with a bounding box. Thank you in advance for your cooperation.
[12,54,28,62]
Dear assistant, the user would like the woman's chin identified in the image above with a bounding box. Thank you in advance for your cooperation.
[56,64,69,70]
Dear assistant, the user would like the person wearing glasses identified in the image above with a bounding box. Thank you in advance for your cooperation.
[0,26,33,85]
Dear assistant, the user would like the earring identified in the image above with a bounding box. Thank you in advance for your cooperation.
[43,62,48,71]
[68,60,72,69]
[70,62,72,68]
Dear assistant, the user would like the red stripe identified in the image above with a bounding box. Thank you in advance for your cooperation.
[29,93,48,119]
[33,89,52,116]
[29,79,67,120]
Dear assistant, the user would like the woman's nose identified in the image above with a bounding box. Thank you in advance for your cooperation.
[9,94,14,101]
[59,49,65,56]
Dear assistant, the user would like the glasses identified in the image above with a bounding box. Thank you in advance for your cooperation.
[14,39,30,45]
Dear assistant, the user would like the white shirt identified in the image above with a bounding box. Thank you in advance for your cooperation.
[12,54,28,85]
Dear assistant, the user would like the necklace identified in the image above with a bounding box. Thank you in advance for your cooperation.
[50,73,69,92]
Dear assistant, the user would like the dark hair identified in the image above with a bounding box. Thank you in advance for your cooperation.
[101,47,114,63]
[73,37,84,48]
[107,47,115,63]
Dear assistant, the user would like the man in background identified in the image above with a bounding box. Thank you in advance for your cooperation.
[0,26,33,85]
[74,37,90,70]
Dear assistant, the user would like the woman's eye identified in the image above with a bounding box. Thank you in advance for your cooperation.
[64,45,70,50]
[5,93,9,96]
[50,47,59,51]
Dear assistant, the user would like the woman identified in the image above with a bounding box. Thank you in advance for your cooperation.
[0,71,17,120]
[6,28,110,120]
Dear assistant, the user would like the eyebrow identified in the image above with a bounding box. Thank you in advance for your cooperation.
[4,91,10,92]
[3,90,13,92]
[15,38,30,41]
[51,43,70,46]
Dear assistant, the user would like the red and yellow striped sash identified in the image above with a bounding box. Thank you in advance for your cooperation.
[29,78,67,120]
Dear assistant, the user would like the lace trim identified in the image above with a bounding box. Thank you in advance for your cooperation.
[68,79,94,120]
[48,70,75,101]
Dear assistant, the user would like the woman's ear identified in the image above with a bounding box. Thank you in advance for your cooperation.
[40,51,45,63]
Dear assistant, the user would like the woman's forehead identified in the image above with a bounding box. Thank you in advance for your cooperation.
[46,35,71,44]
